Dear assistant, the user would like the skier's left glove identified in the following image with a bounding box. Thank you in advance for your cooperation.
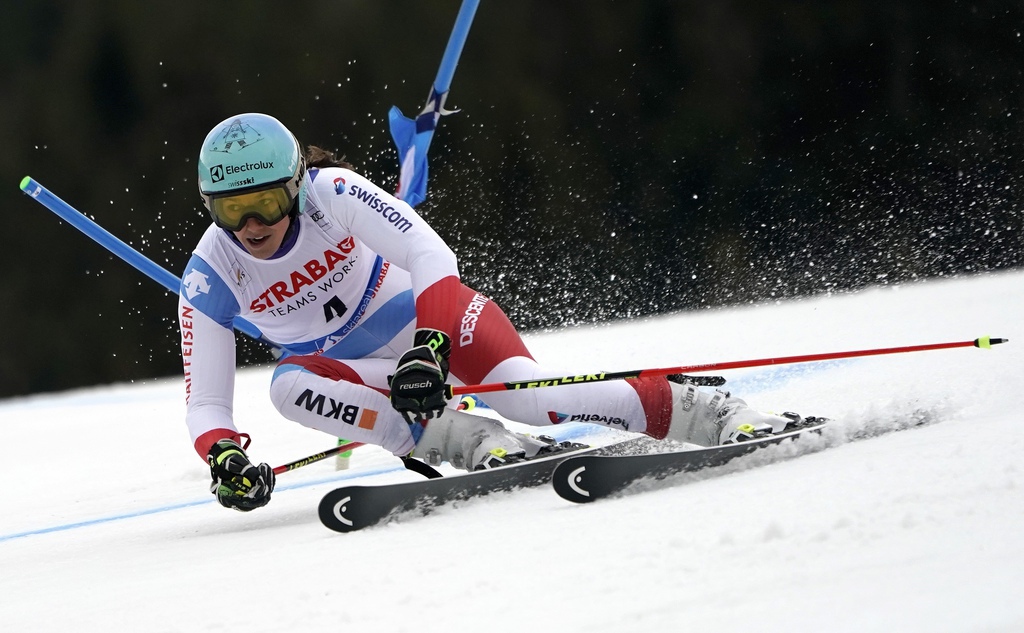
[207,439,276,512]
[389,328,452,424]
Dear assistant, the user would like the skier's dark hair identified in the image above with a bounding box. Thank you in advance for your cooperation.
[306,145,353,169]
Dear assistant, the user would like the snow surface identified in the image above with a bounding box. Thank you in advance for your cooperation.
[1,270,1022,633]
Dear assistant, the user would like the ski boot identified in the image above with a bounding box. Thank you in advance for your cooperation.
[665,381,801,447]
[411,409,556,471]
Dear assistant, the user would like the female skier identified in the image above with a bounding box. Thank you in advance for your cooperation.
[181,113,795,511]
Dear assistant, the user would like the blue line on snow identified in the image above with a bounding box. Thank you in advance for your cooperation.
[0,464,403,544]
[724,359,850,393]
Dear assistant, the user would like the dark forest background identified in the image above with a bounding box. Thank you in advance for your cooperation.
[2,1,1022,399]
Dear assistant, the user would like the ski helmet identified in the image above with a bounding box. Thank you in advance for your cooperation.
[197,113,306,231]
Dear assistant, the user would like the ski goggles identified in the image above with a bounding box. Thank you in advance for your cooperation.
[204,182,296,232]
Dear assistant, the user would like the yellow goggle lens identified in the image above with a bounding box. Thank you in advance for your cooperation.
[210,187,292,230]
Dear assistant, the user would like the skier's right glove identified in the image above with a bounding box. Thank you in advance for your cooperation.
[389,328,452,424]
[207,439,275,512]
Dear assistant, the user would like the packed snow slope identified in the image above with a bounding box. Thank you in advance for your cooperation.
[1,270,1022,633]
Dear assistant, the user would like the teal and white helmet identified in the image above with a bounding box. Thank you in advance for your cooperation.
[197,113,306,231]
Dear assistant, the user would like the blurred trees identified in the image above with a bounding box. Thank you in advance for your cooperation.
[1,1,1022,398]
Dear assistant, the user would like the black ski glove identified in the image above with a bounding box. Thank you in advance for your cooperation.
[207,439,276,512]
[389,328,452,424]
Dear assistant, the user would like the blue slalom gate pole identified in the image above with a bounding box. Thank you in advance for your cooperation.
[19,176,271,346]
[434,0,479,95]
[389,0,480,206]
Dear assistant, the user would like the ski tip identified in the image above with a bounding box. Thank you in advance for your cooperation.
[552,459,597,504]
[975,336,1008,349]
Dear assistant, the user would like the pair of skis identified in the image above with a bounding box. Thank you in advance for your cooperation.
[318,418,828,533]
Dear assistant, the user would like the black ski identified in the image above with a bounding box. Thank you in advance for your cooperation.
[318,437,649,532]
[551,418,829,503]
